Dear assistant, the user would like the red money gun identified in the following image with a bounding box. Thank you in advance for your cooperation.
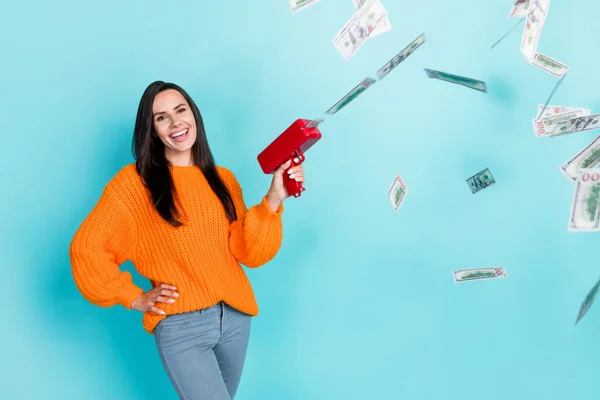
[257,119,322,198]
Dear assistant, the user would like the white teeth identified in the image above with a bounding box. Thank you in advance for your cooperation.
[170,129,188,138]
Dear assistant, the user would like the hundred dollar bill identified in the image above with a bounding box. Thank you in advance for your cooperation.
[560,134,600,182]
[552,113,600,137]
[526,53,568,78]
[376,33,425,80]
[325,77,376,115]
[575,276,600,326]
[520,0,551,60]
[466,168,495,194]
[537,104,579,119]
[453,267,508,283]
[290,0,320,14]
[424,69,487,93]
[388,173,407,212]
[568,169,600,232]
[508,0,530,17]
[352,0,391,37]
[532,108,591,138]
[333,0,388,60]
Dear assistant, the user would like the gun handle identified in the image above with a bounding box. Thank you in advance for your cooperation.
[283,149,306,198]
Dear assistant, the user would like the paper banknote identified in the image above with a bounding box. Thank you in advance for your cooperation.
[575,276,600,326]
[290,0,320,14]
[552,113,600,137]
[568,169,600,232]
[453,267,508,283]
[424,69,487,93]
[325,77,376,115]
[352,0,391,37]
[304,119,324,129]
[520,0,551,60]
[537,104,578,119]
[532,108,591,138]
[333,0,388,60]
[527,53,568,78]
[560,134,600,182]
[388,173,407,212]
[376,33,425,80]
[466,168,495,194]
[508,0,530,17]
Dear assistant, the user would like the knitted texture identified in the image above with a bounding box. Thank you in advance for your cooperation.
[69,163,283,335]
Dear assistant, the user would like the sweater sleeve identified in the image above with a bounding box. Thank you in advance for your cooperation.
[222,168,284,268]
[69,184,143,309]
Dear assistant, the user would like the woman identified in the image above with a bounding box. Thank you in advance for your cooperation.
[69,81,305,400]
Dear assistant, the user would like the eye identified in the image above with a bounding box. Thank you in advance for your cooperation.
[156,115,166,122]
[177,108,187,113]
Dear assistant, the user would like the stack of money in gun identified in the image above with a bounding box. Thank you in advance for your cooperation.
[289,0,600,325]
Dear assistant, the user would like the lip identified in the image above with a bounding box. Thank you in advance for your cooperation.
[169,128,189,143]
[169,128,189,138]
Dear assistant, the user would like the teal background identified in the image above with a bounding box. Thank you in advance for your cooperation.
[1,0,599,398]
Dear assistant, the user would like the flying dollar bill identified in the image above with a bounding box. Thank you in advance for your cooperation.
[568,169,600,232]
[325,77,376,115]
[290,0,320,14]
[508,0,530,17]
[424,69,487,93]
[520,0,551,60]
[332,0,388,60]
[560,134,600,182]
[376,33,425,80]
[575,276,600,326]
[537,104,579,119]
[466,168,495,193]
[532,108,591,138]
[552,113,600,137]
[352,0,391,37]
[527,53,568,78]
[388,173,407,212]
[453,267,508,283]
[303,119,324,129]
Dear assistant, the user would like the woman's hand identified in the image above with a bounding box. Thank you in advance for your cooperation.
[130,283,179,315]
[266,158,305,206]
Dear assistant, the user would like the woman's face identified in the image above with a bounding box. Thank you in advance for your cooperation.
[152,89,197,165]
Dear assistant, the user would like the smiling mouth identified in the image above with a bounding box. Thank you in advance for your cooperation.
[170,128,189,143]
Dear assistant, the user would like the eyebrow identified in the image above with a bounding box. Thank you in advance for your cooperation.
[153,103,186,117]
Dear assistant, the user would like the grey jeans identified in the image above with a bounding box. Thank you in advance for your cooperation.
[154,301,252,400]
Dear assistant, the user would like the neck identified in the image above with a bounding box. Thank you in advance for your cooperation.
[166,151,194,167]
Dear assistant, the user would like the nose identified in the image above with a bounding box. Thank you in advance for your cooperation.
[170,114,184,128]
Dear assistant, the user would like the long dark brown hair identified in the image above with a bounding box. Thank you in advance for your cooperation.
[131,81,237,227]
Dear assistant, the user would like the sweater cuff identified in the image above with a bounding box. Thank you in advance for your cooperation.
[117,285,145,310]
[258,195,284,217]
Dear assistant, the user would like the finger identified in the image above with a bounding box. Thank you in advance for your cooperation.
[159,283,177,291]
[155,295,176,304]
[158,289,179,298]
[151,305,165,315]
[281,160,292,169]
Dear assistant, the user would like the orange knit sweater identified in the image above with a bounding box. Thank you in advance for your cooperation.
[69,163,284,335]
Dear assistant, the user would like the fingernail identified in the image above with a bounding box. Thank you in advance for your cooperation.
[288,169,293,174]
[290,174,295,179]
[167,299,175,303]
[294,158,299,162]
[160,310,165,315]
[174,293,179,297]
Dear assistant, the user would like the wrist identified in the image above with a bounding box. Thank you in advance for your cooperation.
[266,191,283,211]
